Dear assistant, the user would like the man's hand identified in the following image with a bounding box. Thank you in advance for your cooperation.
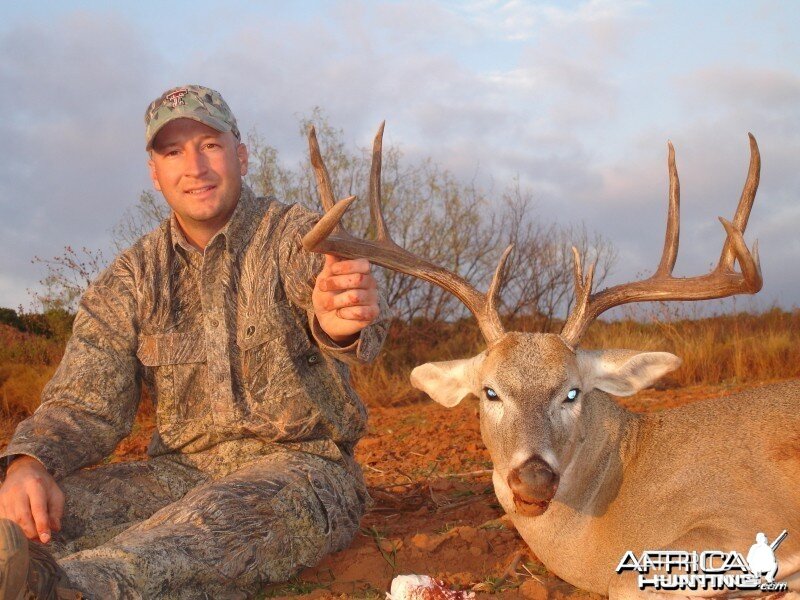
[312,255,380,344]
[0,456,63,543]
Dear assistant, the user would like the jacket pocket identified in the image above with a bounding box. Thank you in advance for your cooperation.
[137,331,206,423]
[238,301,319,398]
[237,302,325,439]
[237,303,285,398]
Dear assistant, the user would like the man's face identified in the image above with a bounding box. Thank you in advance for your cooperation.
[148,118,248,236]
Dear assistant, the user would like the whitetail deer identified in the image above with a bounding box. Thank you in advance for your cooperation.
[303,125,800,599]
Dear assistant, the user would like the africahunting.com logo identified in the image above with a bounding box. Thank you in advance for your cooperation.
[616,531,789,592]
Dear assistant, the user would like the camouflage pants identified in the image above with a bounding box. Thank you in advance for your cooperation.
[47,450,367,599]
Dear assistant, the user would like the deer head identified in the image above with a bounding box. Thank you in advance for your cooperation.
[302,124,761,517]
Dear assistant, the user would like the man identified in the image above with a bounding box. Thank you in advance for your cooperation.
[0,85,388,598]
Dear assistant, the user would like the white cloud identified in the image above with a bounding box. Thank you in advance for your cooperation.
[0,1,797,313]
[455,0,647,41]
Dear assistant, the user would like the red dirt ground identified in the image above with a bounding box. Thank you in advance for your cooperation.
[111,379,789,599]
[4,378,792,599]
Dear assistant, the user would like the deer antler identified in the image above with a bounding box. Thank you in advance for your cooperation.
[560,134,762,346]
[302,123,512,344]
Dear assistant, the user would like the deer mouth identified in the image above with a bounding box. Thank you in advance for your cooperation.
[507,456,559,516]
[512,494,551,516]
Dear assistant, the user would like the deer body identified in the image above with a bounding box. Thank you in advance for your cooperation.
[302,126,798,597]
[411,332,800,596]
[496,348,799,594]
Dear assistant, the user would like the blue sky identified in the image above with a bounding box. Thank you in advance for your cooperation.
[1,0,798,312]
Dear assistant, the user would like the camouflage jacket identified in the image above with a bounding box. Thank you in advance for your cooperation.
[2,186,388,480]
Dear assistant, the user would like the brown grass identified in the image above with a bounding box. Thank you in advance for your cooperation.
[584,307,800,388]
[353,308,800,406]
[0,309,798,439]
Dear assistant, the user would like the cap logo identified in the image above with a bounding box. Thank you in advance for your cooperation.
[165,89,188,109]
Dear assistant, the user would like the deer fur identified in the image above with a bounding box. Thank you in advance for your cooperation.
[411,332,800,598]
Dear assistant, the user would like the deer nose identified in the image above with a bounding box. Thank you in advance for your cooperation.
[507,455,559,516]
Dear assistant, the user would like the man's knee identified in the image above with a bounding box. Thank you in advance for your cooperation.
[169,455,365,581]
[58,454,367,595]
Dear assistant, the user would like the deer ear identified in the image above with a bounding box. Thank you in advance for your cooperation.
[410,354,484,407]
[578,350,681,397]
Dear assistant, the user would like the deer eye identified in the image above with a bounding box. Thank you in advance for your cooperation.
[484,387,499,401]
[565,388,580,403]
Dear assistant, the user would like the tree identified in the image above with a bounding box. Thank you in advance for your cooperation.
[247,111,617,326]
[30,111,617,330]
[30,246,106,314]
[111,190,170,253]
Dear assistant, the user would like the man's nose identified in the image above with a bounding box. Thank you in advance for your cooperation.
[184,147,209,177]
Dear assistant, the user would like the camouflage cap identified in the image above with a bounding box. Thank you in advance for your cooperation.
[144,84,241,150]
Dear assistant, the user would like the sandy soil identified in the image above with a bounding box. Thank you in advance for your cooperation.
[108,379,788,599]
[295,382,790,599]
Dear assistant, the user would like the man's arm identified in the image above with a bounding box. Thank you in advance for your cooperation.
[0,256,142,541]
[279,204,389,365]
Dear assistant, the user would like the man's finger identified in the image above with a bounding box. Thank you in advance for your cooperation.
[336,305,380,322]
[318,273,374,292]
[48,485,64,532]
[329,258,370,276]
[27,486,51,543]
[326,289,378,311]
[320,253,339,276]
[12,496,38,540]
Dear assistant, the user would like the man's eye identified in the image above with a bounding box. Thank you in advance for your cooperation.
[484,387,499,401]
[565,388,580,403]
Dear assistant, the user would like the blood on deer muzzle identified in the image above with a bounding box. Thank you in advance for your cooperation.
[507,455,559,516]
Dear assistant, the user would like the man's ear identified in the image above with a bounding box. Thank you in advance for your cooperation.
[410,353,484,407]
[147,158,162,192]
[577,349,681,397]
[237,143,248,176]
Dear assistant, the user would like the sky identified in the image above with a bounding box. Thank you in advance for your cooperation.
[1,0,798,315]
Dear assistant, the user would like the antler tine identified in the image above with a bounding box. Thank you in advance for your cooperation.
[655,141,680,277]
[486,245,514,333]
[301,195,357,252]
[719,217,763,289]
[302,122,507,344]
[368,121,391,242]
[718,132,760,271]
[560,135,763,347]
[570,246,596,300]
[561,247,596,345]
[308,126,338,212]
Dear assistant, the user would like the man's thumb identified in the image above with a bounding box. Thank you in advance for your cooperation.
[323,253,340,272]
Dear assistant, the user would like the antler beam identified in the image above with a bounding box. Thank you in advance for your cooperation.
[302,123,511,344]
[560,134,762,346]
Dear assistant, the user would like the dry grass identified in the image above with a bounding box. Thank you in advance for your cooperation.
[353,308,800,406]
[584,308,800,388]
[0,363,57,418]
[0,325,63,440]
[0,309,797,437]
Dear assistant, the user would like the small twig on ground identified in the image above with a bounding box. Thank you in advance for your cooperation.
[434,489,493,512]
[521,562,544,585]
[395,468,415,483]
[369,481,418,491]
[500,549,527,581]
[445,469,493,478]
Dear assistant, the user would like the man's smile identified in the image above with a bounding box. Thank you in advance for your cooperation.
[184,185,217,195]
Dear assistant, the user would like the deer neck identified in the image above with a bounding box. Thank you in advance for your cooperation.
[557,394,641,516]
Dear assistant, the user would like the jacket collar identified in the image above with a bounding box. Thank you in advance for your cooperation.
[170,184,265,255]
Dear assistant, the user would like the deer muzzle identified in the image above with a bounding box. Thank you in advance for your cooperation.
[507,456,559,516]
